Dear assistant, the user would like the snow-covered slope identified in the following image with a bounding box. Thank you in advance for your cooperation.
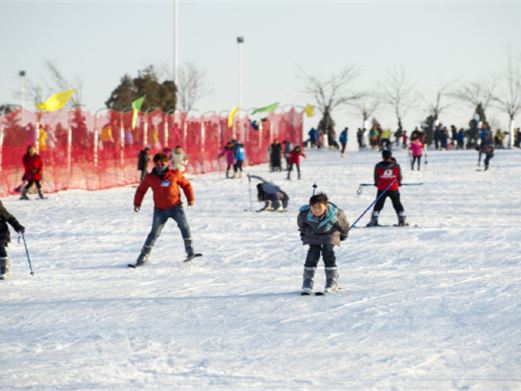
[1,148,520,390]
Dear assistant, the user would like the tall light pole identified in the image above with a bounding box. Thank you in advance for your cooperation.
[237,36,244,108]
[19,70,26,119]
[174,0,179,85]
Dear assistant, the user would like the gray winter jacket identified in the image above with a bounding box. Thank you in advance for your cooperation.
[297,202,349,246]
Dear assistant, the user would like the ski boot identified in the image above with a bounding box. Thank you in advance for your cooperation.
[38,189,46,199]
[301,267,315,295]
[397,212,409,227]
[366,211,379,227]
[20,188,30,200]
[324,267,339,293]
[128,245,152,268]
[0,257,9,280]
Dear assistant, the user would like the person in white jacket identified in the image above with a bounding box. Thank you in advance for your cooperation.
[170,145,189,173]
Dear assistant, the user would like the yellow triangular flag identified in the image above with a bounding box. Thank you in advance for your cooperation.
[303,104,315,118]
[36,89,75,112]
[228,106,239,128]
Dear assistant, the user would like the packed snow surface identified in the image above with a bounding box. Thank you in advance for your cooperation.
[1,148,520,390]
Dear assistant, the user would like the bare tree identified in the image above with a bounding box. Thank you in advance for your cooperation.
[176,62,209,113]
[494,49,521,148]
[451,76,496,119]
[44,60,83,106]
[421,80,453,124]
[349,95,380,130]
[300,65,364,146]
[381,66,416,131]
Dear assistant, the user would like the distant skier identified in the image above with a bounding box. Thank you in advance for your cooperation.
[409,137,424,171]
[269,139,282,172]
[130,153,200,267]
[20,145,45,200]
[233,142,246,178]
[366,149,408,227]
[137,146,151,182]
[297,193,349,295]
[252,175,289,212]
[339,127,348,156]
[219,140,236,178]
[287,145,306,180]
[0,200,25,280]
[170,145,189,173]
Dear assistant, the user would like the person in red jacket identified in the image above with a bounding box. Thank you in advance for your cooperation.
[129,153,200,267]
[21,145,45,200]
[287,145,306,180]
[366,149,408,227]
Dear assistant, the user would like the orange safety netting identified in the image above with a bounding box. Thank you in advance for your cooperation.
[0,108,303,197]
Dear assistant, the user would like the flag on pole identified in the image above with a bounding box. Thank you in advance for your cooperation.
[303,104,315,118]
[35,89,75,112]
[251,102,279,116]
[131,96,145,129]
[228,106,239,128]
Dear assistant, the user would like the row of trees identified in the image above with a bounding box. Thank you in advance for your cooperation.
[301,50,521,148]
[0,61,207,116]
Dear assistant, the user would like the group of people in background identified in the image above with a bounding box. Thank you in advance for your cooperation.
[219,139,246,178]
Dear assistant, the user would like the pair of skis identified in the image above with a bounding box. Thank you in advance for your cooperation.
[127,253,202,268]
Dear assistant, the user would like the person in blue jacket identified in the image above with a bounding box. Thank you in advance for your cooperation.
[233,142,246,178]
[339,127,348,156]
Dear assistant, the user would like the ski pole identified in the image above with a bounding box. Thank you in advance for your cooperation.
[348,178,397,232]
[312,183,318,195]
[247,174,253,211]
[20,233,34,275]
[357,182,422,195]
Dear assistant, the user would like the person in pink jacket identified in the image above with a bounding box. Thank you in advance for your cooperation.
[409,138,424,171]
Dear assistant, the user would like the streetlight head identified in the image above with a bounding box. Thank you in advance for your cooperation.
[19,70,26,77]
[237,36,244,44]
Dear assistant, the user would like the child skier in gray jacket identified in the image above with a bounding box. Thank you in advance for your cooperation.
[297,193,349,294]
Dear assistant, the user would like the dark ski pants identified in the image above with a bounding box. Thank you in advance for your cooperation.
[0,244,8,275]
[142,204,192,254]
[411,156,421,171]
[287,163,301,179]
[233,160,243,173]
[340,142,347,155]
[484,152,494,170]
[373,190,404,214]
[304,244,336,268]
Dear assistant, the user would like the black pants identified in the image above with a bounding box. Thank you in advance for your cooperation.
[234,160,243,173]
[305,244,336,268]
[26,180,42,191]
[373,190,404,214]
[411,156,421,170]
[484,152,494,169]
[340,142,347,154]
[287,163,301,179]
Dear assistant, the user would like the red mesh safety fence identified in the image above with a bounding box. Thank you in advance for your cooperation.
[0,108,303,197]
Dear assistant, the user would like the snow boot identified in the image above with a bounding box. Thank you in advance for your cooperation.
[324,267,339,293]
[301,267,315,295]
[366,211,379,227]
[20,188,29,200]
[38,189,46,199]
[0,257,9,279]
[184,239,195,258]
[397,212,408,227]
[134,245,152,267]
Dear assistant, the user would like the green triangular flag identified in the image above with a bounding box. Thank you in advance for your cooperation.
[251,101,279,116]
[131,96,145,128]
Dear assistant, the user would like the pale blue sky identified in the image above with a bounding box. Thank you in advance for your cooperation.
[1,0,521,131]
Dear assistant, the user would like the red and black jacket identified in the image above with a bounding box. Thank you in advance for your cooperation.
[374,160,402,191]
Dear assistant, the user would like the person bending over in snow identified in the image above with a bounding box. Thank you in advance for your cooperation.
[297,193,349,294]
[0,200,25,279]
[256,181,289,212]
[130,153,200,267]
[366,149,408,227]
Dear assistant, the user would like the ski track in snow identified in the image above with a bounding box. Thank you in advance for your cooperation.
[1,149,520,390]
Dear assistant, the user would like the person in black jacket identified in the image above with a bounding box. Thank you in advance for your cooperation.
[137,147,151,182]
[0,200,25,279]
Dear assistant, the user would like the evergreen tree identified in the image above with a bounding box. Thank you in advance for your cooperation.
[105,66,177,112]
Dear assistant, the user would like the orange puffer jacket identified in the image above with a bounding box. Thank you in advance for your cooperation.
[134,168,194,210]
